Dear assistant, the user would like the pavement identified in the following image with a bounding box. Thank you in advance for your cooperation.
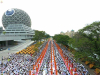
[0,40,34,61]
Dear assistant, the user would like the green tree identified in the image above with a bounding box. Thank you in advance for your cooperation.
[78,21,100,55]
[69,21,100,68]
[53,34,70,46]
[33,30,47,42]
[45,34,50,38]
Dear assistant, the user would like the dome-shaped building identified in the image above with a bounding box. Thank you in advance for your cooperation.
[2,8,31,28]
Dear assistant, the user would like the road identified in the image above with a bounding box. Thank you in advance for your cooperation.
[0,39,91,75]
[31,40,89,75]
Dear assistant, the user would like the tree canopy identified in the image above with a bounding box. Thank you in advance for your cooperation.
[53,34,70,46]
[69,21,100,68]
[33,30,50,42]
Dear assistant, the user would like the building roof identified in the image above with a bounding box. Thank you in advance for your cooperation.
[71,29,74,32]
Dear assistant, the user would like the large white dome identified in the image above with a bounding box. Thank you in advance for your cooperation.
[2,8,31,28]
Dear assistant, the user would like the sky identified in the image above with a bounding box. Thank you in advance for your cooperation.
[0,0,100,36]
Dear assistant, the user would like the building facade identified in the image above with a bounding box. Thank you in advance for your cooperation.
[0,8,34,48]
[60,30,75,38]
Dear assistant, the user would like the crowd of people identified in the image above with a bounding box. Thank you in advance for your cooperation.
[0,53,33,75]
[38,41,70,75]
[0,41,48,75]
[38,41,51,75]
[54,42,70,75]
[58,43,89,75]
[0,40,89,75]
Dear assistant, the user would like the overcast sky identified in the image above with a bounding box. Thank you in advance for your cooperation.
[0,0,100,36]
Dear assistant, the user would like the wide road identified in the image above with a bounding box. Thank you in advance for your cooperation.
[0,40,34,61]
[31,40,89,75]
[0,39,90,75]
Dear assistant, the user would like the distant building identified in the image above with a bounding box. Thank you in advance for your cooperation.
[60,31,65,35]
[60,30,75,37]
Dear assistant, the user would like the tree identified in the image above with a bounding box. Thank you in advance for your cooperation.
[68,21,100,68]
[53,34,70,46]
[33,30,49,42]
[45,34,50,38]
[78,21,100,55]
